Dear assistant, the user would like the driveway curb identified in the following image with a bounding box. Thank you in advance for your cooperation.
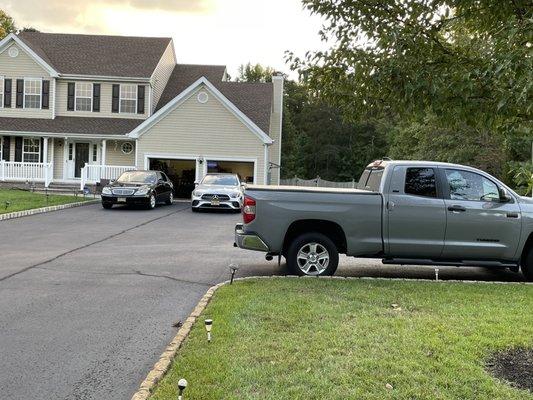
[130,274,531,400]
[0,199,99,221]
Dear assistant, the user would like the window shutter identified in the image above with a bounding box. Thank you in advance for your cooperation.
[92,84,100,112]
[4,79,12,108]
[42,80,50,109]
[16,79,24,108]
[67,82,75,111]
[1,136,10,161]
[137,85,145,114]
[40,138,44,162]
[14,137,22,162]
[112,84,119,113]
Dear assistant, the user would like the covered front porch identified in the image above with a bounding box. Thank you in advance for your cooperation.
[0,134,137,188]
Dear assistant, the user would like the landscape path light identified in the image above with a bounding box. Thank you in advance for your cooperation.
[205,318,213,342]
[435,268,439,281]
[229,264,239,284]
[177,378,188,400]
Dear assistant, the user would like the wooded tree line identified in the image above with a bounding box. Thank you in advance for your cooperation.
[243,1,532,193]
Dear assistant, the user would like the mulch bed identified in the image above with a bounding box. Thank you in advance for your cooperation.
[486,348,532,392]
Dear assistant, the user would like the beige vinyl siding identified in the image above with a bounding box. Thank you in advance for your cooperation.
[0,44,54,119]
[151,42,175,113]
[136,85,266,184]
[105,140,135,166]
[55,80,149,119]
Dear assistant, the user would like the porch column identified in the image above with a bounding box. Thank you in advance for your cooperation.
[43,137,49,163]
[101,139,107,165]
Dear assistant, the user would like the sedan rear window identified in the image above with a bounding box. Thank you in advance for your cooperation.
[117,171,157,184]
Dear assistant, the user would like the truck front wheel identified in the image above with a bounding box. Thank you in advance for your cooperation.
[522,247,533,282]
[287,232,339,276]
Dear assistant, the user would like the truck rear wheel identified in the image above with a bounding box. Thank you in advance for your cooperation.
[522,247,533,282]
[287,232,339,276]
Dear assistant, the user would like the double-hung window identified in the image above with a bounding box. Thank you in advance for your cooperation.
[0,76,4,108]
[75,82,92,111]
[23,138,40,162]
[24,78,41,109]
[119,84,137,113]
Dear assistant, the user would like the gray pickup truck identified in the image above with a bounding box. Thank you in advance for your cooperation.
[235,160,533,281]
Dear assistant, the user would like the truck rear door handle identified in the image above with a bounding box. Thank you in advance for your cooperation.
[448,205,466,212]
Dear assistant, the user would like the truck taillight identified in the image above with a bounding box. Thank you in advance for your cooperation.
[242,196,256,224]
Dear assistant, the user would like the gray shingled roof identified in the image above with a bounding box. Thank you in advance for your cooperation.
[0,116,142,136]
[17,32,171,78]
[156,64,273,133]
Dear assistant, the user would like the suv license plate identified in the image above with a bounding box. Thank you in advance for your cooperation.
[211,199,220,206]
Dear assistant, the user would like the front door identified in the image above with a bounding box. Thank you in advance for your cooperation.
[441,168,521,261]
[74,143,90,178]
[386,165,447,258]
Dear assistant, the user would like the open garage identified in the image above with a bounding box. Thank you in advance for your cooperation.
[206,159,255,184]
[149,158,196,198]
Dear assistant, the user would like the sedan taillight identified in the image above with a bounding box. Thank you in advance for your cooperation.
[242,196,256,224]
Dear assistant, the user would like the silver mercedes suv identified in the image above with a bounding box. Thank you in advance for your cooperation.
[191,173,244,212]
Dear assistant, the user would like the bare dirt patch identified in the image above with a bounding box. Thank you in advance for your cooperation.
[486,348,532,392]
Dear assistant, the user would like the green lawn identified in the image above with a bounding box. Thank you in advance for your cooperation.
[151,278,533,400]
[0,188,89,214]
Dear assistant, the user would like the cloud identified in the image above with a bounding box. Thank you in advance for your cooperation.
[4,0,213,31]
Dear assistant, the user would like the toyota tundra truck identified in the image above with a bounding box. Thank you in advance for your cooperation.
[234,160,533,281]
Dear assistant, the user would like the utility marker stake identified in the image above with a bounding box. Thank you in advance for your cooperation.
[177,378,188,400]
[205,319,213,343]
[229,264,239,284]
[435,268,439,281]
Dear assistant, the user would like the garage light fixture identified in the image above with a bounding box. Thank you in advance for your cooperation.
[177,378,188,400]
[205,319,213,343]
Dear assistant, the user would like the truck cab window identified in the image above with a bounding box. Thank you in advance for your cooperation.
[445,169,499,201]
[358,167,384,191]
[404,168,437,198]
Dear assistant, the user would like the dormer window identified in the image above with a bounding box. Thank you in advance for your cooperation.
[119,84,137,114]
[24,78,42,109]
[75,82,93,112]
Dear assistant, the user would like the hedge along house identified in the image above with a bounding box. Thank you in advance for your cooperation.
[0,32,283,194]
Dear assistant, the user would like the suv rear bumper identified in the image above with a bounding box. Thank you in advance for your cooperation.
[234,223,269,252]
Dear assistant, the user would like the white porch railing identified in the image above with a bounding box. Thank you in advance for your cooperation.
[0,161,53,187]
[80,164,136,189]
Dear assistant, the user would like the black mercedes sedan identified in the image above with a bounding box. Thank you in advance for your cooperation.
[101,170,174,210]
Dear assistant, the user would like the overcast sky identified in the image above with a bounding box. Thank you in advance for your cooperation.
[3,0,326,78]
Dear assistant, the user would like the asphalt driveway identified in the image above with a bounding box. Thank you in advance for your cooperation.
[0,202,524,400]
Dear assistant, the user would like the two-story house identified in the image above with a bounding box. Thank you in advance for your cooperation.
[0,32,283,194]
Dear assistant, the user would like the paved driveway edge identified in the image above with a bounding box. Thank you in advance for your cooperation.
[0,199,99,221]
[130,275,531,400]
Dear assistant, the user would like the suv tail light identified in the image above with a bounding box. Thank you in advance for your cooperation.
[242,196,256,224]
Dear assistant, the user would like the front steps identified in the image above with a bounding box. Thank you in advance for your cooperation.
[0,181,99,196]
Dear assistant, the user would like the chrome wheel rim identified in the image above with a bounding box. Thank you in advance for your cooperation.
[296,242,329,275]
[150,195,156,208]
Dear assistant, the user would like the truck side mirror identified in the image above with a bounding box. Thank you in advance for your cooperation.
[499,187,512,203]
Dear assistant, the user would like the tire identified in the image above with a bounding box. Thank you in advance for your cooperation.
[147,194,156,210]
[165,191,174,205]
[102,202,113,209]
[522,246,533,282]
[287,232,339,276]
[191,207,199,213]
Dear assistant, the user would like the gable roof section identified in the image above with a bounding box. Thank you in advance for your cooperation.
[0,34,59,77]
[130,77,273,144]
[156,64,273,134]
[16,32,171,78]
[0,116,142,136]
